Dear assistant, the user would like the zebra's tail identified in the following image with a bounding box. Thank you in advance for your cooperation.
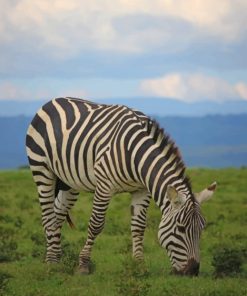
[66,213,75,229]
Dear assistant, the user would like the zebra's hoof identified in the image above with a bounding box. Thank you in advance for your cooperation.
[78,265,90,275]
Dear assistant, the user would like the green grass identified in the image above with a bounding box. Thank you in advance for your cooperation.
[0,168,246,296]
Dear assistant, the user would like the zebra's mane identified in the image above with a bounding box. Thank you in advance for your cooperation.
[145,118,192,194]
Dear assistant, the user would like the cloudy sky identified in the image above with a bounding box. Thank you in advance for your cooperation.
[1,0,247,104]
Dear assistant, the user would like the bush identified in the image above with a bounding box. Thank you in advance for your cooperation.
[0,226,20,262]
[0,271,12,294]
[60,241,79,275]
[117,256,150,296]
[212,246,243,277]
[31,232,46,259]
[30,232,45,245]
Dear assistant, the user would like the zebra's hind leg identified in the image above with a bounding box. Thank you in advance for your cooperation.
[131,191,151,260]
[79,185,111,274]
[39,179,79,263]
[32,167,62,263]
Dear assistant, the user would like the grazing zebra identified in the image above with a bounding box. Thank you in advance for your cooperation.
[26,97,216,276]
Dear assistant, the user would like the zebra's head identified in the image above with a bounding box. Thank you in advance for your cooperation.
[158,182,217,276]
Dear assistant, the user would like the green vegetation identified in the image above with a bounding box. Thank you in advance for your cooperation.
[0,168,246,296]
[212,246,244,277]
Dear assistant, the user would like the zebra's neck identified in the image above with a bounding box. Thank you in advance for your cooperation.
[133,119,192,209]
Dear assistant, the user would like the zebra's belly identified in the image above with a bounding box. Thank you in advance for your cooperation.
[56,166,143,194]
[53,159,97,192]
[51,152,143,194]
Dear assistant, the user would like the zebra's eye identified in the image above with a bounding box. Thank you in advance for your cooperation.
[177,224,186,233]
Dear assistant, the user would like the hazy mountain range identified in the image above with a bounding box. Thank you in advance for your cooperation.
[1,97,247,117]
[0,111,247,169]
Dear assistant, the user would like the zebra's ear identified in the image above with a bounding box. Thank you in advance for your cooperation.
[167,185,185,209]
[195,182,217,204]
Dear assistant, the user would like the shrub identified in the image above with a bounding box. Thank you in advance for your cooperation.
[31,245,45,259]
[14,216,23,228]
[212,246,243,277]
[30,232,45,245]
[0,271,12,294]
[30,232,46,259]
[117,256,150,296]
[60,241,79,275]
[0,226,20,262]
[0,214,13,223]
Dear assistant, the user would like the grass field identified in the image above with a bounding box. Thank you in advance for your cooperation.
[0,168,246,296]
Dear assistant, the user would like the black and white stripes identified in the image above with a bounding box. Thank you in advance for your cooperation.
[26,97,216,275]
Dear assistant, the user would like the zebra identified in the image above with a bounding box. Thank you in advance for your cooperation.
[26,97,216,276]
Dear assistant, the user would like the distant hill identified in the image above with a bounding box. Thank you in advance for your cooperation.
[156,115,247,168]
[1,97,247,117]
[0,116,31,169]
[0,114,247,169]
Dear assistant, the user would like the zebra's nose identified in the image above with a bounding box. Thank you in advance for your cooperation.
[184,259,200,276]
[172,259,200,276]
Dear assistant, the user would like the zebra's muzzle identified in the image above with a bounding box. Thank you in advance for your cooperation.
[172,259,200,276]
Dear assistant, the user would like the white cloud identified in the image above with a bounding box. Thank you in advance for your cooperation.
[140,73,247,102]
[235,82,247,100]
[0,81,88,101]
[0,0,246,58]
[158,0,247,42]
[0,82,32,100]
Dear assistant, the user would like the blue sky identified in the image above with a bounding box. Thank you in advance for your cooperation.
[0,0,247,105]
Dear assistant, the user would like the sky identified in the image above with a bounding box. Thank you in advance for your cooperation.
[0,0,247,105]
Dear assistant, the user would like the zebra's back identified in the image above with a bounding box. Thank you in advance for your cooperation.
[26,97,147,192]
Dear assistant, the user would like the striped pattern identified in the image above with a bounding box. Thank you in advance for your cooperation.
[26,97,207,275]
[158,199,205,274]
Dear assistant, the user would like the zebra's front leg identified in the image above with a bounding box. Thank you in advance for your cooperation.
[79,186,111,274]
[131,191,151,260]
